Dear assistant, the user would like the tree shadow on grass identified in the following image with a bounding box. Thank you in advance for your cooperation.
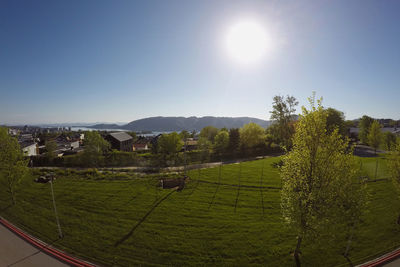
[114,189,176,247]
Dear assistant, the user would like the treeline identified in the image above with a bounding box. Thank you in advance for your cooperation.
[357,115,399,152]
[33,123,283,168]
[32,94,375,168]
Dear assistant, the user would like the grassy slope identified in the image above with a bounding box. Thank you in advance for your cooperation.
[0,156,399,266]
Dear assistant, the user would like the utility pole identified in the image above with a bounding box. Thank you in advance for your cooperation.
[50,174,63,238]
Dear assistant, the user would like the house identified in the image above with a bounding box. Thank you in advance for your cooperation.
[55,135,80,151]
[105,132,133,152]
[36,135,82,157]
[184,138,198,151]
[133,137,150,151]
[19,133,33,142]
[20,141,38,156]
[8,128,18,136]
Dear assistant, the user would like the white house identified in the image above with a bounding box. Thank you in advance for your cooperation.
[21,142,38,156]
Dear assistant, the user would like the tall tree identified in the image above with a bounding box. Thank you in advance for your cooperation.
[382,131,397,151]
[179,130,190,140]
[214,130,229,157]
[158,132,183,165]
[228,128,240,156]
[359,115,374,144]
[367,121,382,154]
[0,127,29,205]
[281,96,362,267]
[82,131,110,167]
[388,143,400,224]
[45,139,57,162]
[198,137,212,163]
[239,123,266,152]
[199,126,219,143]
[325,107,346,136]
[269,95,298,149]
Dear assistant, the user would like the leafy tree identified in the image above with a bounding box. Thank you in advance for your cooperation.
[82,131,110,167]
[239,123,266,155]
[0,127,29,205]
[382,131,397,151]
[200,126,219,143]
[269,95,298,149]
[325,107,346,136]
[214,130,229,157]
[345,120,357,128]
[45,139,57,162]
[228,128,240,156]
[198,137,212,163]
[359,115,374,144]
[158,132,183,165]
[388,143,400,223]
[367,121,382,154]
[179,130,191,140]
[127,131,137,142]
[281,97,362,266]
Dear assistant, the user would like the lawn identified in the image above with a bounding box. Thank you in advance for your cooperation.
[1,156,399,266]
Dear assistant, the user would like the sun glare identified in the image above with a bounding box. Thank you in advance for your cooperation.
[225,20,270,65]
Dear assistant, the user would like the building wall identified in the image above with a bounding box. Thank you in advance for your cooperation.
[70,141,79,149]
[23,144,37,156]
[120,139,133,152]
[133,144,148,151]
[106,135,133,152]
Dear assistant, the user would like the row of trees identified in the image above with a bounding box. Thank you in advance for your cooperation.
[151,123,279,166]
[358,116,399,153]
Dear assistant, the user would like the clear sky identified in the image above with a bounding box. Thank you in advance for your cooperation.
[1,0,399,124]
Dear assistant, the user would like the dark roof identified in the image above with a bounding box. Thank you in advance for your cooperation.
[134,137,150,144]
[108,132,133,142]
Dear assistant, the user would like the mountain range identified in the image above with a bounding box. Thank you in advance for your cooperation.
[89,116,272,132]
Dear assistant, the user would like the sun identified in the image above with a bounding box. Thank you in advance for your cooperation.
[225,20,270,65]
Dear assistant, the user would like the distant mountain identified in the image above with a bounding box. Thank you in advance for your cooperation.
[89,123,123,130]
[90,116,272,132]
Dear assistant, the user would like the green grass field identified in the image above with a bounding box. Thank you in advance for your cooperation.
[1,156,400,266]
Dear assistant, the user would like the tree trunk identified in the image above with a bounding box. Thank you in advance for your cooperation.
[294,235,302,267]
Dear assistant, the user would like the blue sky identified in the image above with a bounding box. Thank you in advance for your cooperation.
[1,0,399,124]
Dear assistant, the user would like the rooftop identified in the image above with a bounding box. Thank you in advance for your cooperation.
[108,132,133,142]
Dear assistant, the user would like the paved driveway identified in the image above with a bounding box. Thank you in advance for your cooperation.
[0,223,68,267]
